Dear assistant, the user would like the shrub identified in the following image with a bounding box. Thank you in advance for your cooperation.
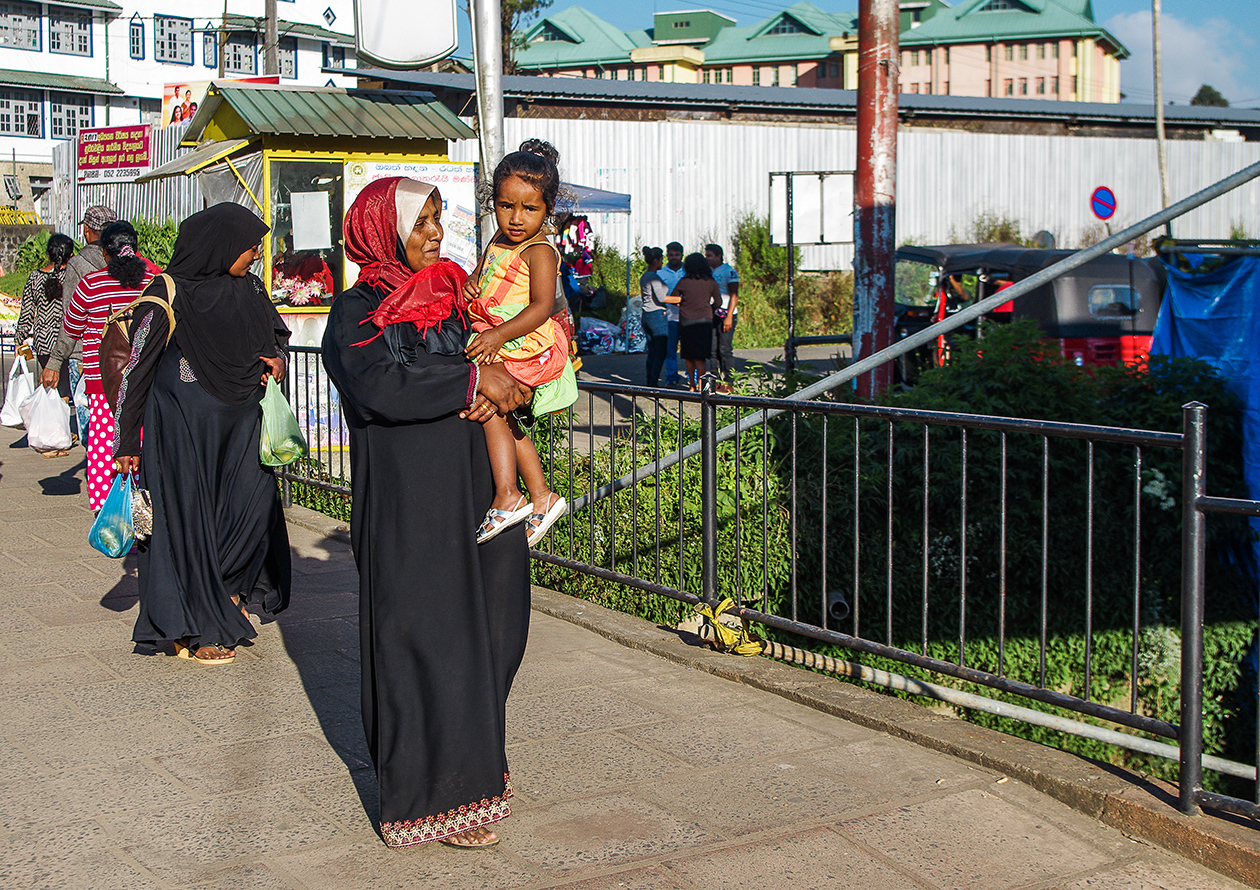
[764,320,1255,789]
[133,217,178,269]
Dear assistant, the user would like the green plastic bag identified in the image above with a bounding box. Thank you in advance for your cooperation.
[259,377,307,467]
[531,358,578,417]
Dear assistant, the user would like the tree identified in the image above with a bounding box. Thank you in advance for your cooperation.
[1190,84,1229,107]
[502,0,552,75]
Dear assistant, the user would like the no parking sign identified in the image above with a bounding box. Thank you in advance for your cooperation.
[1090,186,1117,221]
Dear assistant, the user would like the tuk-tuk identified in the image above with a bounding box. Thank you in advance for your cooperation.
[893,243,1165,381]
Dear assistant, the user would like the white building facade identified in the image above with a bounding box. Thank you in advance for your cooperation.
[0,0,357,209]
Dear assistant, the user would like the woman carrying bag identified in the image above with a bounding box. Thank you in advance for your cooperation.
[42,222,159,502]
[113,203,292,665]
[14,233,75,455]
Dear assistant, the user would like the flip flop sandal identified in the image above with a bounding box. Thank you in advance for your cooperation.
[173,639,236,664]
[476,495,531,545]
[439,828,500,848]
[526,495,568,547]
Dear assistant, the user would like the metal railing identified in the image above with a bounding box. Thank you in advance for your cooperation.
[522,379,1258,821]
[5,336,1256,822]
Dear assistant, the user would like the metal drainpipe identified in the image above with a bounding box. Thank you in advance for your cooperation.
[1179,402,1207,815]
[103,15,110,125]
[853,0,898,399]
[700,374,718,606]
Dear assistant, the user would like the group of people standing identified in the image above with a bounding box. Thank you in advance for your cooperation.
[639,241,740,391]
[17,205,160,504]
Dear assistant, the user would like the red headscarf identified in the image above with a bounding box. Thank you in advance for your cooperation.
[343,176,467,346]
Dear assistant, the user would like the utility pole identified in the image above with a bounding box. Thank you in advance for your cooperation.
[1152,0,1171,232]
[471,0,505,241]
[264,0,279,76]
[853,0,899,398]
[218,0,227,78]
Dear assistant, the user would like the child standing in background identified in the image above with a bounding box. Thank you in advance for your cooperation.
[465,139,575,546]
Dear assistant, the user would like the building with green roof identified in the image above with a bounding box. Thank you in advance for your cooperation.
[899,0,1128,102]
[513,0,1127,102]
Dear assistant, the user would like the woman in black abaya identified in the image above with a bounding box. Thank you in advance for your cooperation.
[321,177,533,849]
[114,203,292,664]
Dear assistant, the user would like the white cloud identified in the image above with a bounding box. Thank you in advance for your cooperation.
[1105,11,1248,105]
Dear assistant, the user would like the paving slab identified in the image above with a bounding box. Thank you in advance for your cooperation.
[0,423,1255,890]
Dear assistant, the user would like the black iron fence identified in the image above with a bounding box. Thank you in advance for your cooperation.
[4,337,1256,823]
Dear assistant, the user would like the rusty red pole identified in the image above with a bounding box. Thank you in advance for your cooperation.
[853,0,899,398]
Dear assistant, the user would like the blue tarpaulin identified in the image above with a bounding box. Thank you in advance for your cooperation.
[556,183,631,215]
[1151,255,1260,579]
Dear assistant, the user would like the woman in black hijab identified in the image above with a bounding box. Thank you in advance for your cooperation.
[114,202,292,664]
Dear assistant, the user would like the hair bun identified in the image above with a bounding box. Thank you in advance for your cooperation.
[518,138,559,165]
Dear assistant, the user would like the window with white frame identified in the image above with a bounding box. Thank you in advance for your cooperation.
[321,41,344,68]
[49,91,90,138]
[279,35,296,78]
[202,30,217,68]
[767,16,803,35]
[0,89,41,137]
[154,15,192,64]
[129,15,143,59]
[49,6,91,55]
[0,1,40,50]
[224,31,256,74]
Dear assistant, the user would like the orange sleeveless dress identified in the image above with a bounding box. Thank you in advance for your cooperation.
[469,232,577,413]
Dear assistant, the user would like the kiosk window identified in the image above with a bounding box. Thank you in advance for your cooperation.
[269,159,344,307]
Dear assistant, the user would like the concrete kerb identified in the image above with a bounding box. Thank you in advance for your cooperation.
[278,506,1259,886]
[525,584,1260,889]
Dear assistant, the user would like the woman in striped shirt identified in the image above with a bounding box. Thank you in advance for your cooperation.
[43,221,160,511]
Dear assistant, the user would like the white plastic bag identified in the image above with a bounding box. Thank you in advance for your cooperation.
[1,357,35,428]
[24,386,72,453]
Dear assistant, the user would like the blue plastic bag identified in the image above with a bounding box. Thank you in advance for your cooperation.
[88,474,135,558]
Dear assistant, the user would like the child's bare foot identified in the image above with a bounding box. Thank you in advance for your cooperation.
[490,490,527,513]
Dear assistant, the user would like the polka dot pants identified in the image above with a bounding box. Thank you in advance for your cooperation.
[86,393,116,513]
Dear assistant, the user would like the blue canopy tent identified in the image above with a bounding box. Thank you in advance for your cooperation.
[557,182,633,296]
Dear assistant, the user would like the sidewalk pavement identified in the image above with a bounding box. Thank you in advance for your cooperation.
[0,423,1255,890]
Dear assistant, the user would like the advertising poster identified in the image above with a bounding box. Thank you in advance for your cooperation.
[76,125,153,183]
[344,160,479,274]
[162,76,279,128]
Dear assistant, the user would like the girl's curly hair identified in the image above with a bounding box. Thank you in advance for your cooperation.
[477,138,563,218]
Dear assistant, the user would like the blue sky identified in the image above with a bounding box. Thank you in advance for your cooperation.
[457,1,1259,108]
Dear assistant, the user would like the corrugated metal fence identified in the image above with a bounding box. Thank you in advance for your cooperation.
[50,127,202,235]
[51,118,1260,269]
[450,119,1260,268]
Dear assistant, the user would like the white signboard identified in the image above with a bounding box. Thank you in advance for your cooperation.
[290,191,333,251]
[355,0,457,68]
[344,160,479,277]
[770,171,855,245]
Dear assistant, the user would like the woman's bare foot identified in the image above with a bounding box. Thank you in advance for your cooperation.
[440,825,498,847]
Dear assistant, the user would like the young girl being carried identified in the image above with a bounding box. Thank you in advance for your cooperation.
[465,139,576,546]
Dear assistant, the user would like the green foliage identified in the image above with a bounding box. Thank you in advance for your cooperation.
[958,211,1033,246]
[528,404,793,629]
[284,459,351,523]
[0,268,26,296]
[729,214,853,349]
[14,229,57,275]
[1229,220,1250,242]
[763,321,1255,787]
[132,217,178,269]
[503,0,552,74]
[1190,84,1229,107]
[732,212,798,290]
